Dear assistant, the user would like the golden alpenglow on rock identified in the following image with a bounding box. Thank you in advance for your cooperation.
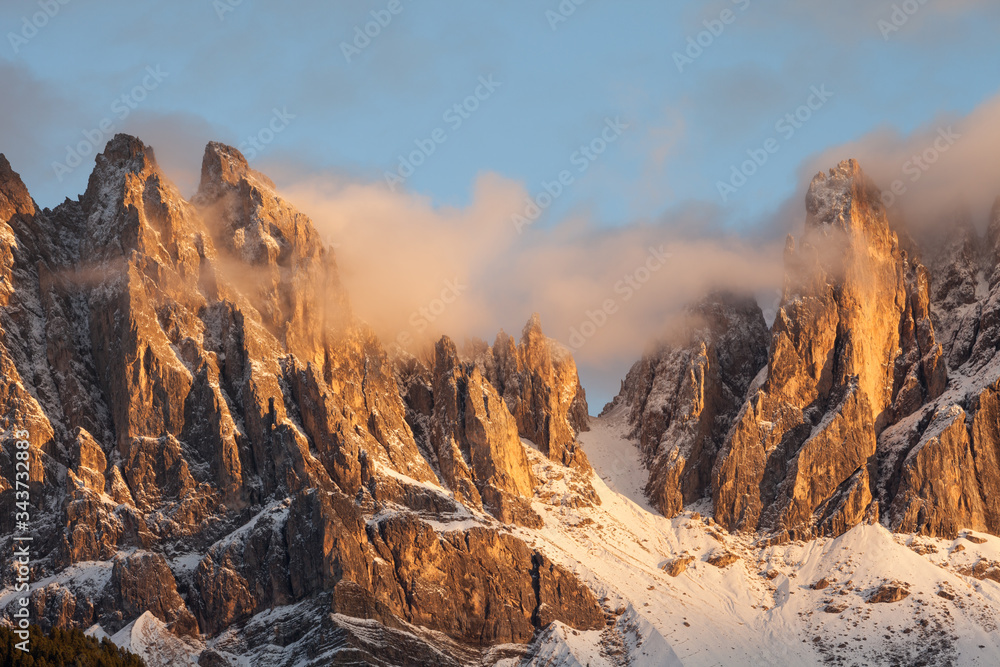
[7,5,1000,662]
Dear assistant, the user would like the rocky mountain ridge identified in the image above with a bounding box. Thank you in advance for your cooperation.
[0,136,602,665]
[2,138,999,665]
[611,159,1000,545]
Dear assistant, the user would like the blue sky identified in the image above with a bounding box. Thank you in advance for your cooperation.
[2,0,1000,405]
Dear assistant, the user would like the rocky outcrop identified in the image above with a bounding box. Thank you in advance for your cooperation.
[69,428,107,494]
[424,336,541,526]
[876,373,1000,539]
[971,380,1000,533]
[370,513,604,643]
[193,141,352,363]
[111,552,199,637]
[604,293,769,518]
[190,489,603,645]
[661,555,695,577]
[397,314,598,521]
[871,199,1000,539]
[867,582,910,604]
[0,137,606,662]
[0,152,74,557]
[611,159,1000,543]
[885,405,988,536]
[711,160,949,540]
[485,314,591,468]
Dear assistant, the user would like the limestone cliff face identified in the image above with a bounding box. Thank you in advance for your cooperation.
[708,160,940,539]
[884,405,988,537]
[0,136,604,662]
[485,314,591,469]
[876,212,1000,539]
[425,335,541,527]
[871,194,1000,540]
[612,159,1000,542]
[604,293,769,518]
[395,314,598,524]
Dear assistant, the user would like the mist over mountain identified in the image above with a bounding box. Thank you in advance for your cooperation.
[0,135,999,665]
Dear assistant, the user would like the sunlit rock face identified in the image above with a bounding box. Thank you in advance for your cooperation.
[395,313,597,525]
[485,313,592,467]
[5,132,1000,663]
[0,136,605,662]
[613,159,1000,543]
[604,292,770,519]
[711,159,938,540]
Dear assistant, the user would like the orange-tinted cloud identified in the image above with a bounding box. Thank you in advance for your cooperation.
[800,92,1000,234]
[280,172,783,381]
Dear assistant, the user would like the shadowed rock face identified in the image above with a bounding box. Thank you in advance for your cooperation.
[612,159,1000,543]
[112,552,199,637]
[604,293,769,519]
[425,335,541,527]
[487,314,592,468]
[0,136,604,660]
[397,313,599,523]
[711,161,954,540]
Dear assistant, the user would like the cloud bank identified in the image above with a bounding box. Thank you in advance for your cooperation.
[281,171,784,404]
[800,92,1000,234]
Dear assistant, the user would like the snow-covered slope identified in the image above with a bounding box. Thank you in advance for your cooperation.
[518,407,1000,666]
[12,405,1000,666]
[4,142,1000,667]
[111,611,202,666]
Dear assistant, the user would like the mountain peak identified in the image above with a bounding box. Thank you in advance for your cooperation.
[81,135,161,210]
[814,158,863,181]
[201,141,249,185]
[101,133,157,168]
[0,153,35,218]
[197,141,275,201]
[805,158,884,229]
[0,153,14,181]
[521,312,544,342]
